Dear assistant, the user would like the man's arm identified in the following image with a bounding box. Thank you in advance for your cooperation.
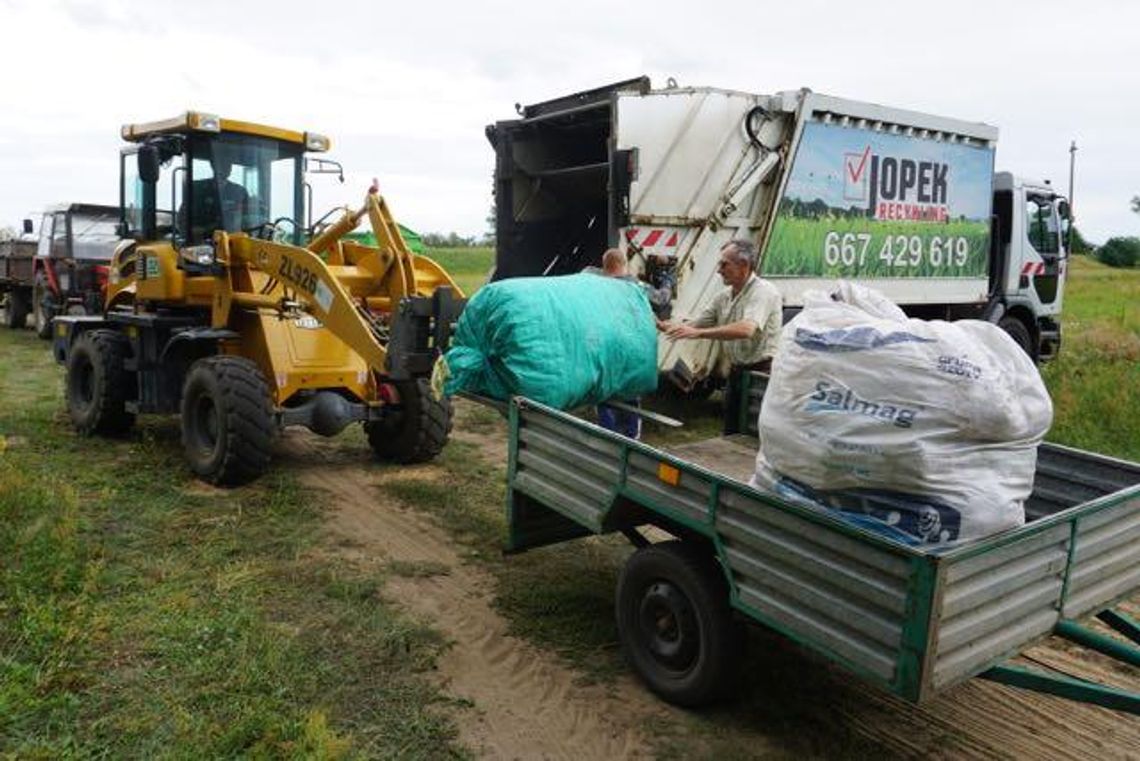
[665,319,757,340]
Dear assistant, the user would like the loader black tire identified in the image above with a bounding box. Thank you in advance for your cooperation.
[616,541,739,707]
[66,329,135,436]
[3,289,30,329]
[365,378,452,464]
[181,356,275,486]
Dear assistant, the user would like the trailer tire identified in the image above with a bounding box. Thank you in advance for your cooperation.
[3,289,30,329]
[66,329,135,436]
[365,378,452,463]
[181,356,275,486]
[998,316,1034,359]
[33,275,54,340]
[616,540,738,706]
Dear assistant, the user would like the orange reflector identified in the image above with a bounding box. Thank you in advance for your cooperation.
[657,462,681,487]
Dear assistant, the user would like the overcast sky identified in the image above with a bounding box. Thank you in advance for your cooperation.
[0,0,1136,243]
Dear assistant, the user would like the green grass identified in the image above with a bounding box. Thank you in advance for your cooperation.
[764,217,988,278]
[1041,256,1140,460]
[0,331,466,759]
[420,247,494,297]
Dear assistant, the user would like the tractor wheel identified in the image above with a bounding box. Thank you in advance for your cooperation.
[33,275,55,340]
[998,316,1034,359]
[365,378,452,463]
[66,329,135,436]
[3,288,30,329]
[616,541,740,706]
[180,356,275,486]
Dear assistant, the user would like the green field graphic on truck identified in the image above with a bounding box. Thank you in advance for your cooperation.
[763,122,996,278]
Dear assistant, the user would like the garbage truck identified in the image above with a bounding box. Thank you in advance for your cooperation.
[486,77,1071,391]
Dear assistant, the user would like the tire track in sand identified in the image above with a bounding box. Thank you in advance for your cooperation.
[286,432,665,760]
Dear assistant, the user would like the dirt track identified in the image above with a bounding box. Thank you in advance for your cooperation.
[284,408,1140,759]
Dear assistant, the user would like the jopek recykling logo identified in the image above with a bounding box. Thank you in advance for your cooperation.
[762,121,996,279]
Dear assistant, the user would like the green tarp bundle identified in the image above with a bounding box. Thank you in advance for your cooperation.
[440,273,658,409]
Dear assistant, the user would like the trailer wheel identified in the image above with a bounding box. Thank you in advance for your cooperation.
[33,275,55,339]
[66,329,135,436]
[365,378,452,463]
[998,316,1034,359]
[181,356,275,486]
[3,289,30,329]
[616,541,738,706]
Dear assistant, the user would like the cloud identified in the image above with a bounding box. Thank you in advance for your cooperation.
[0,0,1135,240]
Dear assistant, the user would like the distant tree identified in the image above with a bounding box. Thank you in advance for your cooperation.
[1095,236,1140,268]
[421,231,476,248]
[1132,196,1140,214]
[483,204,497,246]
[0,226,15,242]
[1067,225,1094,255]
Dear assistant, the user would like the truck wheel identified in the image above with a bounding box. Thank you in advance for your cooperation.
[998,316,1034,359]
[66,329,135,436]
[3,289,30,329]
[365,378,452,463]
[33,276,55,339]
[616,540,738,706]
[180,356,276,486]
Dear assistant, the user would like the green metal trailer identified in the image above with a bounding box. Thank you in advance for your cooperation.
[502,372,1140,711]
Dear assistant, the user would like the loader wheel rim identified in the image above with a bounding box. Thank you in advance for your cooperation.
[637,581,700,672]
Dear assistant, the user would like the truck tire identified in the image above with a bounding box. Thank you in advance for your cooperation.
[180,356,275,486]
[365,378,452,463]
[616,540,739,706]
[33,275,55,339]
[66,329,135,436]
[998,316,1034,359]
[3,288,30,329]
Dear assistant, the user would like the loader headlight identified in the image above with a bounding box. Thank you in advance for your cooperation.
[187,111,221,132]
[304,132,330,152]
[179,244,215,267]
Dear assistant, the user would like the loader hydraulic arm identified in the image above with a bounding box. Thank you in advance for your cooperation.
[212,189,463,380]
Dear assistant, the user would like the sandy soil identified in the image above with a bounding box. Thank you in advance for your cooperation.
[282,405,1140,759]
[283,429,673,760]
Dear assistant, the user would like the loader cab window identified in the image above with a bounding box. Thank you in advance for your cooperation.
[1025,194,1059,255]
[185,135,303,244]
[121,147,178,241]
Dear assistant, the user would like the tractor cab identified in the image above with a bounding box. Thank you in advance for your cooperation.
[118,112,330,248]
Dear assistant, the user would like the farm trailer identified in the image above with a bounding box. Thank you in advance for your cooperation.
[501,375,1140,711]
[0,234,36,328]
[487,78,1071,391]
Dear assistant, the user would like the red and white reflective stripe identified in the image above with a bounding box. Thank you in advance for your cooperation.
[623,228,681,249]
[1020,261,1046,276]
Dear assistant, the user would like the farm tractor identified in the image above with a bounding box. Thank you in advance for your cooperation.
[53,112,465,485]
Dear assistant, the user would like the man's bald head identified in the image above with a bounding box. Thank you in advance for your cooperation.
[602,248,627,276]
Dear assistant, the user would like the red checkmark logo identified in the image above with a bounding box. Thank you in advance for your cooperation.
[846,145,872,183]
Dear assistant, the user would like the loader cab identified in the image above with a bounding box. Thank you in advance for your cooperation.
[119,112,329,249]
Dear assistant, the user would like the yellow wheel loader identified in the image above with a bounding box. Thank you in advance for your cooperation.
[52,112,465,485]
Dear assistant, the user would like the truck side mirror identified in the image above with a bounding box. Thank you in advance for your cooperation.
[1057,199,1071,220]
[138,145,161,184]
[22,218,33,235]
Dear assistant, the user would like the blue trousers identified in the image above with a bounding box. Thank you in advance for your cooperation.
[597,400,641,440]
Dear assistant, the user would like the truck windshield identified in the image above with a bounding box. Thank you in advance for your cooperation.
[185,135,302,244]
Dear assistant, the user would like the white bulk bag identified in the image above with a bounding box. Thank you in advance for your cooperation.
[751,281,1053,545]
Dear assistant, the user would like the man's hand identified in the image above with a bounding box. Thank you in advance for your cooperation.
[666,323,703,340]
